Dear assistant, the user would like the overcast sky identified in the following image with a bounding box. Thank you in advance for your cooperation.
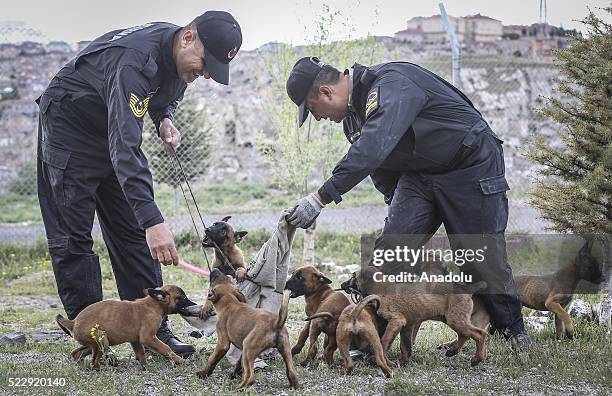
[2,0,610,50]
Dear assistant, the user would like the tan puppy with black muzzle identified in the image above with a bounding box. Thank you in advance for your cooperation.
[55,285,196,369]
[200,216,248,319]
[515,240,604,339]
[284,265,350,366]
[196,269,298,390]
[202,216,248,280]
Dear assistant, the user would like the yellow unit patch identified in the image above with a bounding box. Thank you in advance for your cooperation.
[129,93,149,118]
[365,88,379,118]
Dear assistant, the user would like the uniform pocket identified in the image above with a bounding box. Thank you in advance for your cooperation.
[479,174,510,233]
[40,142,71,205]
[479,174,510,195]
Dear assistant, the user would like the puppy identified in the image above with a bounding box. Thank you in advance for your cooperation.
[515,240,604,339]
[284,266,350,366]
[200,216,248,318]
[345,267,488,367]
[333,294,393,377]
[202,216,248,281]
[196,270,298,390]
[55,285,196,369]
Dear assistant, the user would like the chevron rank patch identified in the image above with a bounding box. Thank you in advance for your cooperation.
[365,87,379,118]
[129,93,149,118]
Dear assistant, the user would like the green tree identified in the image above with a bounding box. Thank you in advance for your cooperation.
[258,3,382,265]
[142,91,212,212]
[527,7,612,305]
[525,7,611,235]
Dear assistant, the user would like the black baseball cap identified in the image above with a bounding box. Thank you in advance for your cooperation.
[286,56,325,127]
[195,11,242,85]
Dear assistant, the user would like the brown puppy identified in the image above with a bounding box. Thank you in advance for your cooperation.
[284,266,350,366]
[55,285,196,369]
[196,270,298,390]
[333,295,393,378]
[346,267,488,367]
[515,240,604,339]
[200,216,248,318]
[202,216,248,281]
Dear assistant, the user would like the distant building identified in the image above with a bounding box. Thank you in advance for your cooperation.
[502,22,576,58]
[398,15,466,44]
[464,14,502,43]
[395,14,502,44]
[503,24,529,40]
[393,26,425,44]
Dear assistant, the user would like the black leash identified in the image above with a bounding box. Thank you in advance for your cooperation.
[334,287,363,303]
[169,150,235,275]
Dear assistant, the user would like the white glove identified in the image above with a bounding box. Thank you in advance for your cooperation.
[286,193,325,228]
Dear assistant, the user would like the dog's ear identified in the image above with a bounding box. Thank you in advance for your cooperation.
[222,216,232,222]
[146,288,168,301]
[234,231,248,243]
[319,274,333,284]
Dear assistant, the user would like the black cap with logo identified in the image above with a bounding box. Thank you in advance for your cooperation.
[286,56,325,127]
[195,11,242,85]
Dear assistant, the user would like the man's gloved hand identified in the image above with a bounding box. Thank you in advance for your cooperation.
[286,193,325,229]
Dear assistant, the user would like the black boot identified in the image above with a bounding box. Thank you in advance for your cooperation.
[503,319,534,353]
[509,331,534,352]
[156,316,196,358]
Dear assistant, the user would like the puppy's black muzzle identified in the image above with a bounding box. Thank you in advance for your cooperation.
[175,297,198,316]
[284,274,306,299]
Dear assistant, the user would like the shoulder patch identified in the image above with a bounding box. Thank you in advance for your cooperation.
[129,93,149,118]
[365,87,379,119]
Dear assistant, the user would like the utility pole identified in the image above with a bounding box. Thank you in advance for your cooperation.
[439,1,461,89]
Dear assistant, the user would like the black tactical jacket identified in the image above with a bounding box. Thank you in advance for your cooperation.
[318,62,493,205]
[38,23,187,228]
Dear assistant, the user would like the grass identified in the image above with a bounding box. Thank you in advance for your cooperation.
[0,239,610,395]
[0,181,384,224]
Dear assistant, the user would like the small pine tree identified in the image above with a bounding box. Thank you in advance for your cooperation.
[526,7,612,235]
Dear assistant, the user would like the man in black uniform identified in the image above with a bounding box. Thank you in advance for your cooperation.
[36,11,242,357]
[285,57,533,350]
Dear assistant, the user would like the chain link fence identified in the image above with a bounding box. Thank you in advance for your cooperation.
[0,43,561,244]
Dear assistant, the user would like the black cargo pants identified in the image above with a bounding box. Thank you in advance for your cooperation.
[376,130,525,335]
[36,88,163,320]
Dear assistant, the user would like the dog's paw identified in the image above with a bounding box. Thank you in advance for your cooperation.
[470,357,482,367]
[565,330,574,340]
[196,369,211,379]
[234,268,247,282]
[199,302,216,319]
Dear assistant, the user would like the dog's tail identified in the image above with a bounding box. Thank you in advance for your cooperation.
[350,295,381,322]
[305,312,335,322]
[275,290,291,330]
[55,314,74,338]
